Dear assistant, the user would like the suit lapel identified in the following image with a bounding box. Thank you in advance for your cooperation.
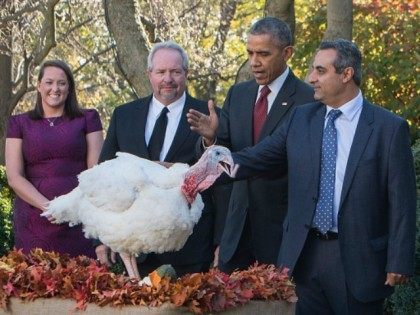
[241,81,259,145]
[259,71,297,140]
[164,94,193,162]
[132,97,151,158]
[310,103,326,190]
[339,100,374,208]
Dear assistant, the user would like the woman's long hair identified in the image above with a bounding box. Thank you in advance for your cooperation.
[29,60,83,119]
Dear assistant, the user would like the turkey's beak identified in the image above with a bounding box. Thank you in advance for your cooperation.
[218,156,238,178]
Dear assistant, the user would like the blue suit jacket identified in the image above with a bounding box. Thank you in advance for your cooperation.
[232,100,416,302]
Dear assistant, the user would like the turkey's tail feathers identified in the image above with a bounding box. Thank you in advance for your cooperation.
[43,187,83,226]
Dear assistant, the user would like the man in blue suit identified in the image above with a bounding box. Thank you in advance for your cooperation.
[189,39,416,314]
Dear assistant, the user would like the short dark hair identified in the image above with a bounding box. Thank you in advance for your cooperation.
[319,39,362,86]
[248,17,293,47]
[29,60,83,120]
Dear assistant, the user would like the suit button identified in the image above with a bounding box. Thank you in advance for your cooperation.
[312,197,317,202]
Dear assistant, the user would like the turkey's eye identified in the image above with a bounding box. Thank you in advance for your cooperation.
[216,151,220,156]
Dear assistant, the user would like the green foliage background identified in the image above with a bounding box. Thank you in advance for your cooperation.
[290,0,419,140]
[0,166,13,257]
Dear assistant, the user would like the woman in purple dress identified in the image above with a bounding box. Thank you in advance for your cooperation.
[5,60,103,258]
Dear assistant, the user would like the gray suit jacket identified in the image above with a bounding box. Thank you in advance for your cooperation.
[232,100,416,302]
[216,70,314,264]
[99,94,216,266]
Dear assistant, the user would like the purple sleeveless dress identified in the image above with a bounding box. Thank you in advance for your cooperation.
[6,109,102,258]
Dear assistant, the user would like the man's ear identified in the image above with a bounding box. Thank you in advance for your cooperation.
[342,67,354,83]
[283,46,294,61]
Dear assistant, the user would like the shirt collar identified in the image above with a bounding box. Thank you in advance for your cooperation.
[258,66,290,95]
[326,90,363,122]
[151,92,186,114]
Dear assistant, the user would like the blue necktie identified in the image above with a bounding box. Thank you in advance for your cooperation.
[313,109,342,234]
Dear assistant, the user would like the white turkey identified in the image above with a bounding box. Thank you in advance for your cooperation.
[42,145,236,278]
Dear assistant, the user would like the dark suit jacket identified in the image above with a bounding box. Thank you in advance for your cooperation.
[232,100,416,302]
[99,94,215,266]
[216,70,314,264]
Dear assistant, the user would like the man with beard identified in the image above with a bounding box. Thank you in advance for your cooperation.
[95,41,218,277]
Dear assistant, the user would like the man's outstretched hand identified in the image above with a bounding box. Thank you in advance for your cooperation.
[187,100,219,146]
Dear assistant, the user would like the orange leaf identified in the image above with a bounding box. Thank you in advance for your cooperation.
[171,287,188,306]
[148,271,162,287]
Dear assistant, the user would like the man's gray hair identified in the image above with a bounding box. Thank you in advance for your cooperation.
[249,17,293,47]
[319,39,362,86]
[147,41,189,71]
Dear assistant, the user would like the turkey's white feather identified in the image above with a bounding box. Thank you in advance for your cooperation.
[45,152,203,255]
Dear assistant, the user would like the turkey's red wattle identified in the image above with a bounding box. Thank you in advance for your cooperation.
[181,174,198,204]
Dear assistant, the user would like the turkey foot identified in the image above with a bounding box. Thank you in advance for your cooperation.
[120,253,140,279]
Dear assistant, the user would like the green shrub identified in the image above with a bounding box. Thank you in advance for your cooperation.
[0,165,14,257]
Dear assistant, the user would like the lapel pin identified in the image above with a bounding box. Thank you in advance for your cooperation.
[282,102,288,106]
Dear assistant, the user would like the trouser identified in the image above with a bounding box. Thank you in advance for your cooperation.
[293,231,384,315]
[218,216,255,274]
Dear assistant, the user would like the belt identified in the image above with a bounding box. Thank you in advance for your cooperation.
[309,228,338,240]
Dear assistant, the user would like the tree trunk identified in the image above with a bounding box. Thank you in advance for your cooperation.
[323,0,353,40]
[103,0,151,97]
[235,0,295,83]
[200,0,237,100]
[0,0,59,164]
[0,49,13,165]
[265,0,295,38]
[234,60,254,83]
[303,0,353,81]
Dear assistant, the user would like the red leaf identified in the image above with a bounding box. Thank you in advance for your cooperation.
[3,282,16,296]
[1,249,297,313]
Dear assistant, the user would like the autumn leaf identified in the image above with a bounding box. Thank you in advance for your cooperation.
[3,282,15,296]
[0,262,14,273]
[0,249,296,314]
[171,287,188,306]
[148,270,162,287]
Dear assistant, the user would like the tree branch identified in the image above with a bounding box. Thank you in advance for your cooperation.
[60,17,95,38]
[10,56,30,108]
[0,1,41,24]
[73,44,115,74]
[32,0,59,65]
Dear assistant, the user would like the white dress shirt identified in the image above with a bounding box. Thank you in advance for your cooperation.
[325,90,363,232]
[257,67,290,113]
[145,92,186,161]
